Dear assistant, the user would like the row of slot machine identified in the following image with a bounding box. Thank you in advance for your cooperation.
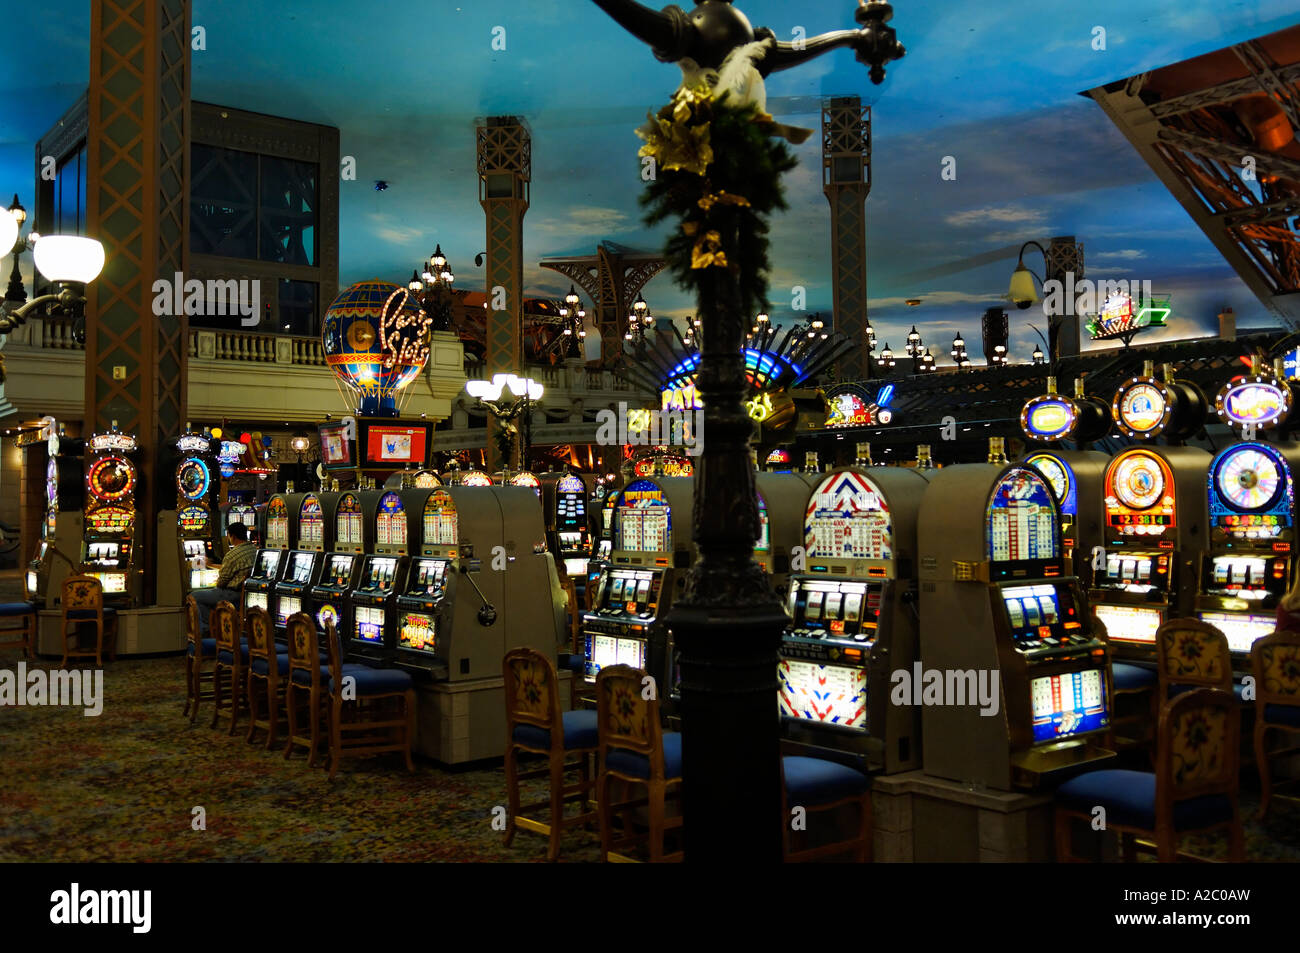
[1019,358,1300,677]
[232,483,567,761]
[578,447,1106,788]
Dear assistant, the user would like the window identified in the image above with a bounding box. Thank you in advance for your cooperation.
[54,146,87,236]
[277,280,318,336]
[190,145,319,265]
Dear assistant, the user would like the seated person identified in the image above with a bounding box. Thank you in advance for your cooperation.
[193,522,258,634]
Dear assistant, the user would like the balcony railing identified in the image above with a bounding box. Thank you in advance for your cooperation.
[462,355,641,395]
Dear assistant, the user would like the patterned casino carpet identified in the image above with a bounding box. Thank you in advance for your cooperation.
[0,651,1298,863]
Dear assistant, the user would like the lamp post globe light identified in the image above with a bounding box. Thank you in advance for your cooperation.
[0,220,106,333]
[409,243,456,332]
[465,372,545,470]
[1032,345,1045,365]
[560,285,587,358]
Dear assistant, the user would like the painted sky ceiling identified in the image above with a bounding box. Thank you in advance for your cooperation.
[2,0,1299,366]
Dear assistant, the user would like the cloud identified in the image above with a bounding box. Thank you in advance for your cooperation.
[533,206,630,238]
[366,214,423,246]
[1091,249,1147,261]
[944,206,1047,228]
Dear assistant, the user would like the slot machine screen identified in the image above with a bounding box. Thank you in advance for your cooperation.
[191,568,219,588]
[277,596,302,626]
[299,497,325,546]
[592,635,618,670]
[256,550,281,578]
[1210,443,1291,541]
[987,469,1059,562]
[999,583,1079,640]
[398,612,437,653]
[246,592,269,612]
[423,491,458,546]
[616,639,644,667]
[1093,604,1161,644]
[375,493,407,547]
[1198,612,1275,654]
[564,557,588,577]
[89,572,127,594]
[788,579,874,637]
[805,471,891,560]
[556,475,587,529]
[289,552,314,584]
[1030,669,1108,742]
[616,481,671,553]
[368,557,397,588]
[326,555,354,587]
[778,659,868,728]
[355,606,385,644]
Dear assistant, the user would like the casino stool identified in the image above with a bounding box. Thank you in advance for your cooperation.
[1157,618,1233,698]
[245,606,289,750]
[595,664,683,863]
[320,618,415,780]
[184,595,217,723]
[1054,688,1244,863]
[210,601,249,735]
[503,647,599,862]
[781,755,873,863]
[1251,630,1300,819]
[0,601,36,660]
[1106,654,1159,755]
[58,575,117,668]
[284,612,333,768]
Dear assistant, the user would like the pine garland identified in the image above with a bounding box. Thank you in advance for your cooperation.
[638,89,798,321]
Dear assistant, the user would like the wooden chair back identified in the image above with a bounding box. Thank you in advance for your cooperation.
[245,605,276,665]
[324,617,343,687]
[1156,618,1232,696]
[504,647,562,747]
[211,600,240,654]
[1157,687,1240,810]
[596,664,669,778]
[1252,629,1300,711]
[286,612,322,692]
[184,594,200,648]
[62,575,104,616]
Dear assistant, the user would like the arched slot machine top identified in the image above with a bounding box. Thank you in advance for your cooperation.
[985,466,1062,573]
[375,490,409,554]
[423,488,459,553]
[612,477,694,564]
[461,470,493,487]
[264,493,306,550]
[334,491,367,553]
[1197,440,1300,661]
[507,471,541,496]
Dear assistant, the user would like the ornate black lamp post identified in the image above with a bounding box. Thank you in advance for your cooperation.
[409,244,456,332]
[560,285,587,358]
[593,0,904,863]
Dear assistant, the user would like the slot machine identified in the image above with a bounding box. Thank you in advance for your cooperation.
[582,477,695,692]
[272,491,338,631]
[1088,363,1211,664]
[172,431,222,593]
[305,489,370,638]
[1194,359,1300,666]
[460,470,493,487]
[778,465,931,773]
[753,470,820,595]
[1089,447,1210,664]
[506,471,541,495]
[26,429,84,609]
[242,492,304,614]
[540,471,593,585]
[1019,377,1112,581]
[918,456,1114,790]
[81,426,142,606]
[346,490,412,663]
[221,499,261,546]
[584,484,619,610]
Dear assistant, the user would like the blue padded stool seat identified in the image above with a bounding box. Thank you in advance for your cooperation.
[782,756,871,807]
[1264,703,1300,728]
[187,638,217,658]
[1056,768,1233,831]
[606,732,683,780]
[66,607,116,620]
[513,709,598,751]
[0,602,35,616]
[560,654,585,675]
[251,654,292,677]
[325,665,412,695]
[1111,663,1157,692]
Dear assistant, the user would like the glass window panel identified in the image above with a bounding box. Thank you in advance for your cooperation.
[190,144,258,259]
[278,279,318,336]
[259,156,317,266]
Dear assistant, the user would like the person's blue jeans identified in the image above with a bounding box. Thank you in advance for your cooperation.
[193,586,240,634]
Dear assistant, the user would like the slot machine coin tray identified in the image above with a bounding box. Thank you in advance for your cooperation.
[1011,741,1116,789]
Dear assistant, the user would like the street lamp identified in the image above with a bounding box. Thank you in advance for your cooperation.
[560,285,587,358]
[3,195,31,309]
[1032,345,1045,365]
[951,332,970,369]
[684,315,701,346]
[878,342,895,369]
[409,243,456,331]
[0,229,106,333]
[991,343,1008,367]
[919,347,936,373]
[465,372,545,469]
[625,295,652,353]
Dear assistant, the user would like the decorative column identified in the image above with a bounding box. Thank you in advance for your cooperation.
[1045,236,1083,360]
[822,96,872,380]
[85,0,191,603]
[476,116,530,473]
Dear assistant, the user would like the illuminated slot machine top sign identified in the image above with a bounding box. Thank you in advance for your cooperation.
[804,470,891,560]
[375,491,407,546]
[90,431,137,454]
[1024,452,1075,516]
[1215,372,1293,433]
[1112,376,1172,439]
[1208,442,1292,541]
[336,493,364,548]
[825,384,894,428]
[423,489,458,546]
[461,471,493,487]
[1020,396,1078,442]
[617,480,671,553]
[985,468,1059,563]
[1105,449,1176,537]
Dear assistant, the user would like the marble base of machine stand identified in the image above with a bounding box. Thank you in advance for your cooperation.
[414,671,573,765]
[35,607,186,658]
[871,771,1068,862]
